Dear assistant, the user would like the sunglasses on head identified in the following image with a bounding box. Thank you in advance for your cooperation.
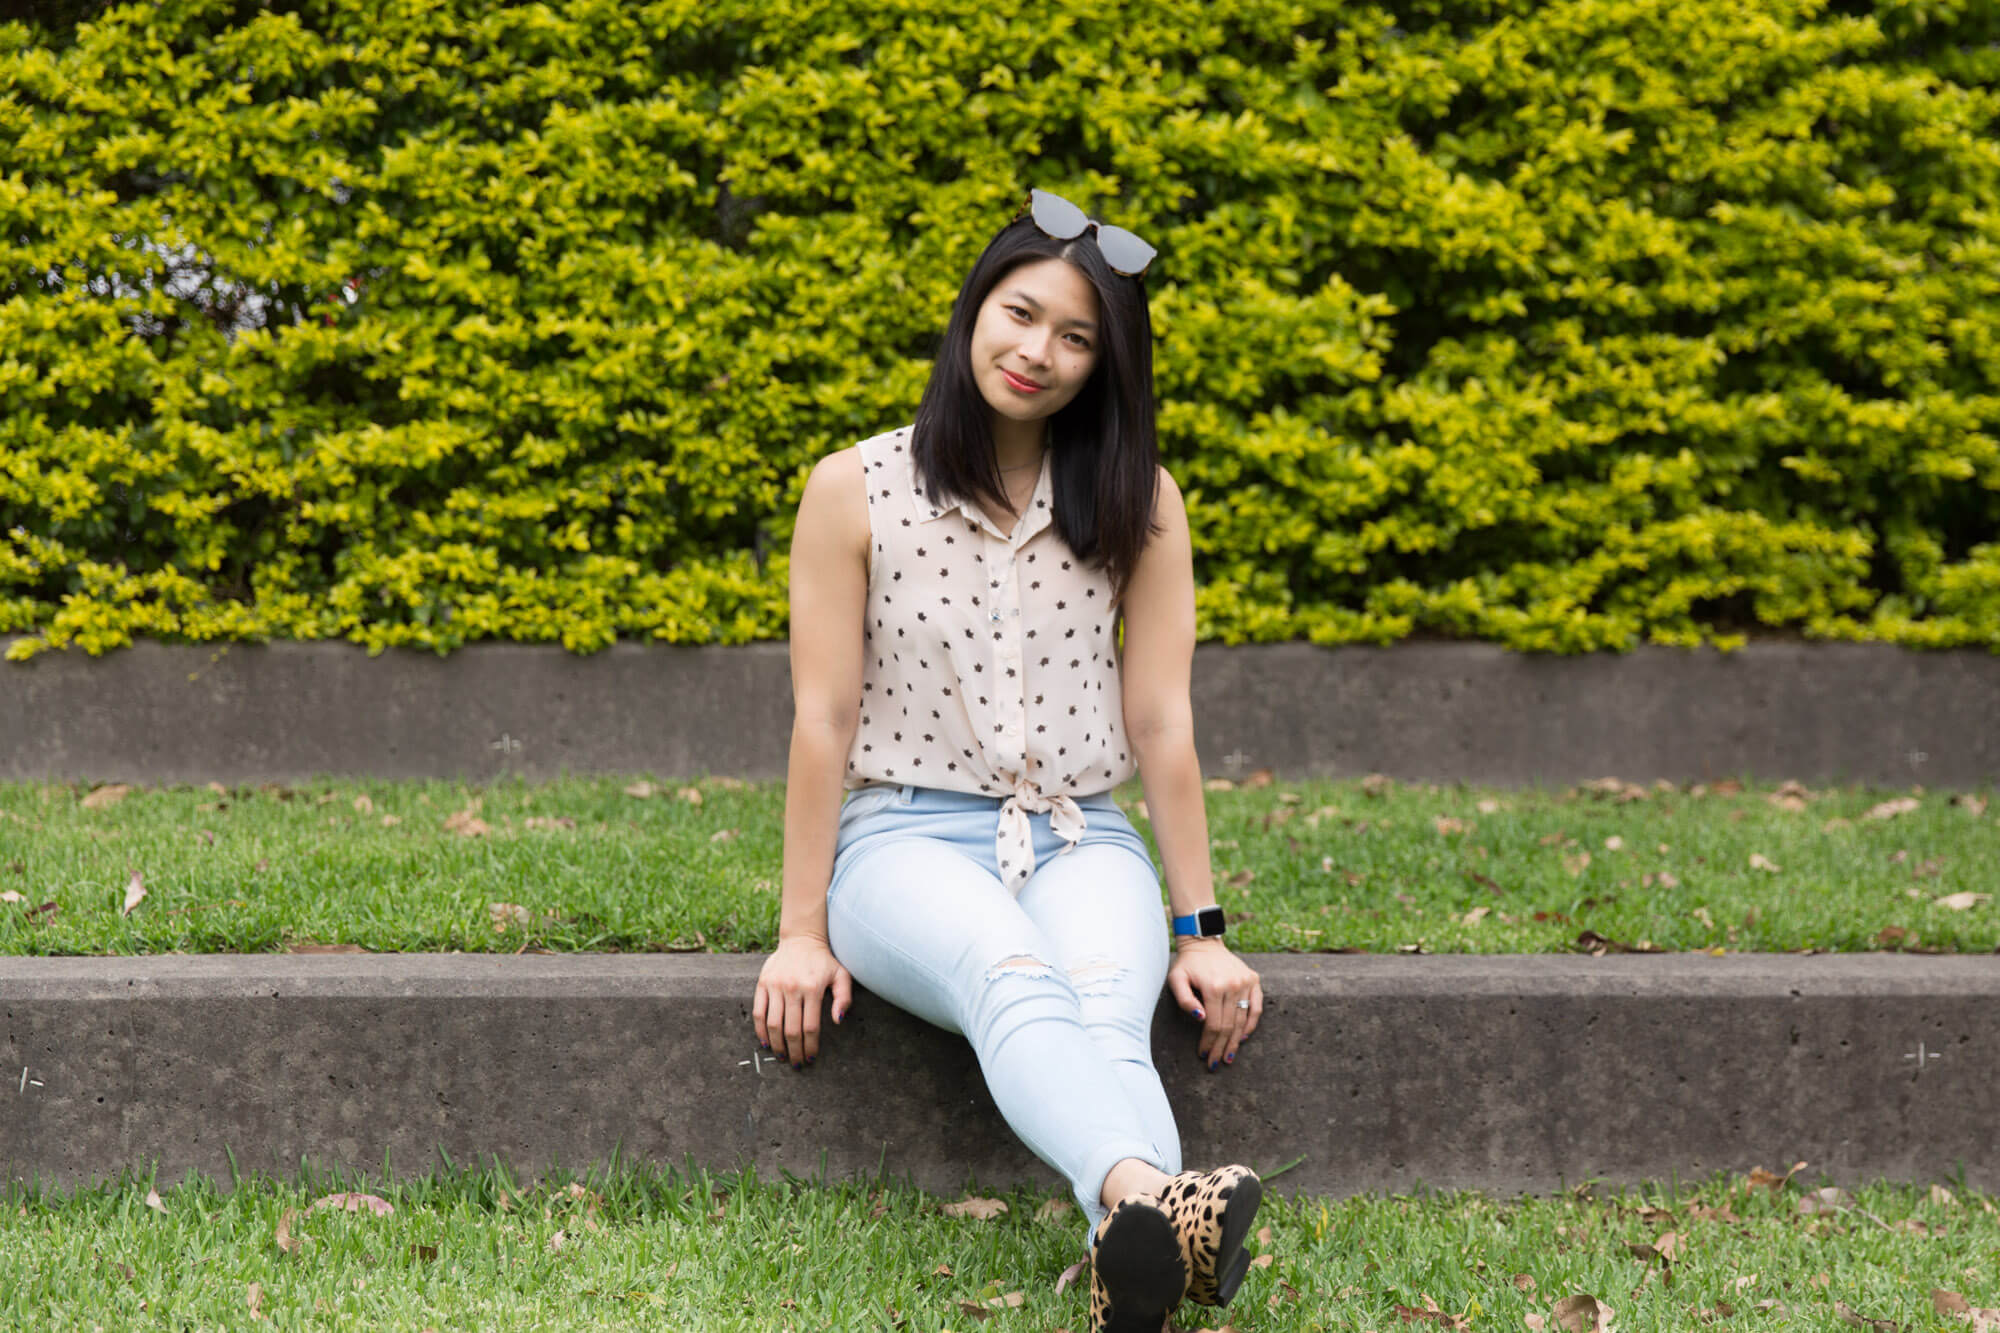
[1023,188,1157,278]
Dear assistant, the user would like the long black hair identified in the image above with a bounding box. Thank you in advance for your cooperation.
[909,205,1162,610]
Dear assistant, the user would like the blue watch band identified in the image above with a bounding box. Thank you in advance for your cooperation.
[1172,906,1225,937]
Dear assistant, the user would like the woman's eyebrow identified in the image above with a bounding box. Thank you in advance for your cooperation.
[1004,289,1097,333]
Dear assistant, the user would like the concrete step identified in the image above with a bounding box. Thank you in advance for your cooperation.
[6,638,1998,788]
[4,954,1993,1195]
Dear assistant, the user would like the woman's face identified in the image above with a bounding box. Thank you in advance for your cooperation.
[967,257,1101,432]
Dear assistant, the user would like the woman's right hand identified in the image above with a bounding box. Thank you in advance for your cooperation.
[753,935,854,1068]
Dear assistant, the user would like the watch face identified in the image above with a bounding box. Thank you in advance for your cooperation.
[1199,906,1227,937]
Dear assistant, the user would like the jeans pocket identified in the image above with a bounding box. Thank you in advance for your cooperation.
[841,786,903,824]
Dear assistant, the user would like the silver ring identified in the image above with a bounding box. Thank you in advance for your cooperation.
[1236,999,1251,1010]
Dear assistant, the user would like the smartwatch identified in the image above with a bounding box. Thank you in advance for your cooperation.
[1171,905,1227,939]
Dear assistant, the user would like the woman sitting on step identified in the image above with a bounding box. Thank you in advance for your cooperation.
[752,188,1265,1333]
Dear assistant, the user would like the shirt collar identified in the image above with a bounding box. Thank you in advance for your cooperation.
[910,448,1055,545]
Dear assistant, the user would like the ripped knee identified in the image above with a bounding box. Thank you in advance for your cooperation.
[982,954,1057,983]
[1066,955,1128,998]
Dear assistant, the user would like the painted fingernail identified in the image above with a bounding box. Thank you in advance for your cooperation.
[760,1040,770,1050]
[1193,1009,1205,1020]
[806,1056,815,1066]
[1207,1060,1218,1072]
[1225,1052,1236,1064]
[792,1062,802,1071]
[833,1009,843,1023]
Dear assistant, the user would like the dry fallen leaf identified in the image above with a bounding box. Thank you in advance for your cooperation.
[1034,1198,1073,1223]
[310,1192,393,1216]
[81,784,132,810]
[1514,1274,1538,1293]
[1936,1291,1973,1316]
[1748,852,1781,872]
[145,1189,166,1214]
[955,1299,992,1321]
[275,1208,307,1254]
[444,807,491,837]
[247,1281,264,1320]
[1550,1294,1613,1332]
[1395,1300,1468,1328]
[1936,892,1990,911]
[1835,1299,1901,1330]
[1865,798,1920,820]
[1462,906,1492,927]
[1799,1187,1854,1215]
[1930,1184,1959,1208]
[547,1228,566,1252]
[121,870,147,917]
[1054,1259,1085,1295]
[623,781,657,799]
[489,902,530,933]
[0,890,21,904]
[1746,1162,1807,1192]
[939,1196,1008,1220]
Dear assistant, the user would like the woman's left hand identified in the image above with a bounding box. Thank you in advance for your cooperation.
[1167,938,1263,1070]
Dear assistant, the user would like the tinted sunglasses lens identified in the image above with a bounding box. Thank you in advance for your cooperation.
[1030,189,1089,240]
[1096,226,1156,276]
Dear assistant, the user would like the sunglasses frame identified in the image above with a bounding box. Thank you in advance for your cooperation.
[1024,188,1157,278]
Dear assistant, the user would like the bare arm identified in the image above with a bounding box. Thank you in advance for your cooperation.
[755,448,869,1066]
[1119,466,1264,1070]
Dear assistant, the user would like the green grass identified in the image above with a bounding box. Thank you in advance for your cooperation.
[2,773,1995,956]
[4,1163,1995,1330]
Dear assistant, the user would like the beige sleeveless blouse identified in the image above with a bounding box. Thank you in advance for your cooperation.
[842,424,1139,894]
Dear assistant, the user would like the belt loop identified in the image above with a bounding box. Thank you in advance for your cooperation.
[898,783,916,806]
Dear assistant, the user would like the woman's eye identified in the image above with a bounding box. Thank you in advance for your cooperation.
[1006,305,1088,350]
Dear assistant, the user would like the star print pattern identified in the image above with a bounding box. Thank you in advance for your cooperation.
[844,425,1138,895]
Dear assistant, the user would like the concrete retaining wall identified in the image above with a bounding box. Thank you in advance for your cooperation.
[3,638,1997,788]
[5,954,1993,1196]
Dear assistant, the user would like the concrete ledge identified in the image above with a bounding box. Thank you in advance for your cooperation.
[5,954,1994,1196]
[3,638,1998,788]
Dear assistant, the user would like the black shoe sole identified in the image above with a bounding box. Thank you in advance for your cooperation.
[1207,1173,1264,1307]
[1096,1201,1185,1333]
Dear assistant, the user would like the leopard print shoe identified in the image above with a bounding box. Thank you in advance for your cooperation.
[1156,1164,1263,1307]
[1088,1194,1187,1333]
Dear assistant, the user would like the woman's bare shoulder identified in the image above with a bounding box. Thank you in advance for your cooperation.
[805,433,907,567]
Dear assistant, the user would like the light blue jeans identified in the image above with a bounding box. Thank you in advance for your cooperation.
[827,783,1182,1248]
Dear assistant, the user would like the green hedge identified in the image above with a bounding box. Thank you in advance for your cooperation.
[2,0,1996,661]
